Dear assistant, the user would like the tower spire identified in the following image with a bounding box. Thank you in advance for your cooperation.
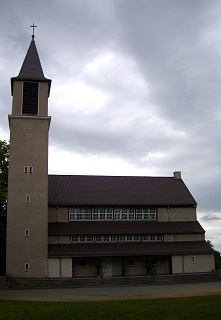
[30,23,37,40]
[11,30,51,96]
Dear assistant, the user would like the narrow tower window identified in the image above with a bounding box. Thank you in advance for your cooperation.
[26,195,30,203]
[25,229,29,237]
[25,263,29,272]
[24,166,28,173]
[22,82,39,115]
[24,166,33,173]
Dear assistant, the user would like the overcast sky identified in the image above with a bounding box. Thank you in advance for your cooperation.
[0,0,220,251]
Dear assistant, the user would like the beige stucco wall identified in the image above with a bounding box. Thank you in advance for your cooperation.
[72,257,170,278]
[38,83,49,116]
[61,258,72,277]
[7,117,50,278]
[59,236,70,243]
[158,207,197,221]
[57,207,68,221]
[172,254,215,274]
[164,233,204,242]
[48,207,57,222]
[48,236,58,244]
[48,236,70,244]
[48,207,68,222]
[48,258,60,278]
[6,79,51,278]
[73,258,97,277]
[11,81,49,116]
[164,234,176,241]
[48,258,72,278]
[172,255,183,274]
[183,254,214,273]
[176,234,204,241]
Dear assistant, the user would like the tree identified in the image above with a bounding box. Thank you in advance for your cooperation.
[207,240,221,270]
[143,257,156,276]
[0,140,9,275]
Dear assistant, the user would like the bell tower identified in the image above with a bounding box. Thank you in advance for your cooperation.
[6,29,51,278]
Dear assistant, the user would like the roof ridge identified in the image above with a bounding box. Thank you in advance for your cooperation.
[48,174,174,179]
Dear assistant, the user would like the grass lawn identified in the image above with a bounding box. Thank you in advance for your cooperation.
[0,295,221,320]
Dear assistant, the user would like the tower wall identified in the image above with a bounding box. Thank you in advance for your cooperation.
[6,78,50,278]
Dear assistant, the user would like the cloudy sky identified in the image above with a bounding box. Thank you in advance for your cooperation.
[0,0,221,250]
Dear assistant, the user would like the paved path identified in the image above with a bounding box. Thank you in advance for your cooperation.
[0,282,221,301]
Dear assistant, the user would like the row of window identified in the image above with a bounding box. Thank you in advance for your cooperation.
[69,207,157,221]
[71,234,163,243]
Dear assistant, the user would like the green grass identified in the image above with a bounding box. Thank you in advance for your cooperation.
[0,295,221,320]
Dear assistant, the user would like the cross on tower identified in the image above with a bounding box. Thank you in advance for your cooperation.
[30,23,37,40]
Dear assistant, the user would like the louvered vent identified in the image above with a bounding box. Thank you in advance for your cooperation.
[22,82,38,115]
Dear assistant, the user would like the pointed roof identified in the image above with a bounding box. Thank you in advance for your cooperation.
[11,38,51,96]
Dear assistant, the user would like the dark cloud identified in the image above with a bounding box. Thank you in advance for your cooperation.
[201,214,221,222]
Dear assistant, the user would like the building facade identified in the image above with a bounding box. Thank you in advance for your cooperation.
[6,36,214,279]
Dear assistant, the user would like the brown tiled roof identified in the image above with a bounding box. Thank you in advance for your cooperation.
[48,221,204,236]
[48,241,213,257]
[48,175,197,206]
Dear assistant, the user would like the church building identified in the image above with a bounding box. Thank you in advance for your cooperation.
[6,34,215,279]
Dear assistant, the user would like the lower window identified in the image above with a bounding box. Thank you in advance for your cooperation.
[79,260,87,267]
[127,259,135,267]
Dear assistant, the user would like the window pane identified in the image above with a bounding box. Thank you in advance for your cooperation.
[84,214,91,220]
[79,260,87,267]
[111,235,118,241]
[114,213,121,220]
[69,213,76,220]
[127,259,134,266]
[71,236,78,242]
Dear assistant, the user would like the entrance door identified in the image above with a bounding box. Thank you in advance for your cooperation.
[102,258,112,277]
[168,256,173,275]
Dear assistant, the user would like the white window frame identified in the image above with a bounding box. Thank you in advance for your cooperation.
[69,207,156,221]
[119,235,127,242]
[24,166,28,173]
[87,235,94,242]
[95,235,103,242]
